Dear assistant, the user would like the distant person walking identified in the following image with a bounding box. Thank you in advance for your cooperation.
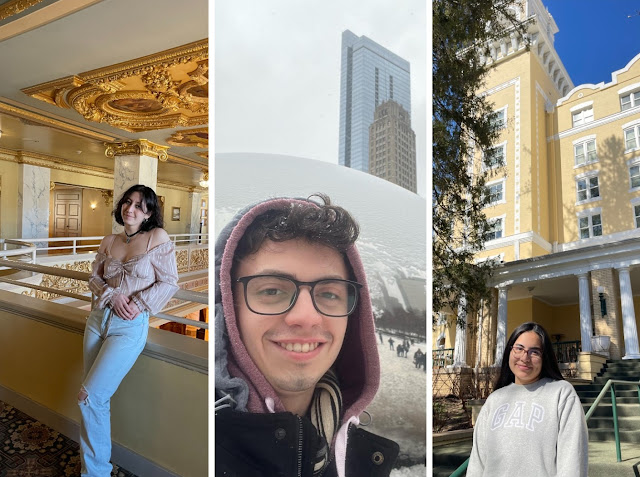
[388,337,395,350]
[414,349,424,368]
[379,331,384,344]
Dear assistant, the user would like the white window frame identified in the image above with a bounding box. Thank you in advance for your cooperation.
[622,120,640,153]
[490,106,508,130]
[632,197,640,229]
[572,135,597,168]
[574,171,601,205]
[484,215,505,242]
[483,141,507,171]
[485,178,506,206]
[619,82,640,111]
[576,208,603,240]
[628,157,640,191]
[570,101,594,128]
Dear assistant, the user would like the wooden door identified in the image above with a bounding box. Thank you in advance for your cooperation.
[54,189,82,237]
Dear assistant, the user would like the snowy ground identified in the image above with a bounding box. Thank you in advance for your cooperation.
[366,335,427,476]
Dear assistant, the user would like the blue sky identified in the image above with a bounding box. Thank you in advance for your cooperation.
[545,1,640,88]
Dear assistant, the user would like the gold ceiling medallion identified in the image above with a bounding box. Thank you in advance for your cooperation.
[167,128,208,148]
[0,0,45,21]
[22,40,208,133]
[104,139,169,162]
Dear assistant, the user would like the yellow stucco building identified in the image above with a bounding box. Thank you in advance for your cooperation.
[435,0,640,369]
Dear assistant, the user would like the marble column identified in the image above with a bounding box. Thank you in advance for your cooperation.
[577,273,593,352]
[453,294,468,367]
[187,191,203,235]
[617,267,640,359]
[494,286,508,366]
[17,164,50,241]
[105,140,169,233]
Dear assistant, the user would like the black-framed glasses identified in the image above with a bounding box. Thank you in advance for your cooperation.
[236,274,362,317]
[511,344,543,361]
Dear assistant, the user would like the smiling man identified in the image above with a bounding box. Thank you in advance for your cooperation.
[215,196,399,477]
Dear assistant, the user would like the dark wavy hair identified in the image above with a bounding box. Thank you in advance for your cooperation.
[233,194,359,265]
[113,184,164,231]
[494,322,564,391]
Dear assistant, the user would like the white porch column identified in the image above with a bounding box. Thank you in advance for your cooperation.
[494,286,508,366]
[105,140,168,233]
[617,267,640,359]
[453,293,468,367]
[577,273,593,352]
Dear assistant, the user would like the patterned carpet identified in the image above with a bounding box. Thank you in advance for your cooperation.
[0,400,138,477]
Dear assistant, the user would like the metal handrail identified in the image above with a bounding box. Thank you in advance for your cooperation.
[0,258,209,330]
[448,378,640,476]
[584,378,640,462]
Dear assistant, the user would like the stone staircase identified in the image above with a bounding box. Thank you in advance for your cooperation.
[574,359,640,445]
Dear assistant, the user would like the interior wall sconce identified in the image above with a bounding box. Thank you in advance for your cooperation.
[90,203,97,211]
[597,286,607,316]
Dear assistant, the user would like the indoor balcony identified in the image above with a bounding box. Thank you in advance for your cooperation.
[0,235,208,477]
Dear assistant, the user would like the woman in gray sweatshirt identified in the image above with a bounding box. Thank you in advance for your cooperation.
[467,322,588,477]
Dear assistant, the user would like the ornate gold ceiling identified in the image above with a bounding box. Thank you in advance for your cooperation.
[0,0,46,21]
[167,127,208,148]
[22,39,208,133]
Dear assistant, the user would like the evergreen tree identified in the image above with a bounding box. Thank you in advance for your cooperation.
[433,0,527,320]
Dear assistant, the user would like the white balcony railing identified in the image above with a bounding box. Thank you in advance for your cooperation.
[0,235,208,330]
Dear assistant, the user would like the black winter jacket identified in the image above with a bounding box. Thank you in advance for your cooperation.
[215,408,399,477]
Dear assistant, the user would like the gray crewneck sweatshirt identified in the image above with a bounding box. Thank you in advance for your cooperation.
[467,378,588,477]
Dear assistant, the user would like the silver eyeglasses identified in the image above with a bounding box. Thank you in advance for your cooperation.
[511,344,543,361]
[236,274,362,317]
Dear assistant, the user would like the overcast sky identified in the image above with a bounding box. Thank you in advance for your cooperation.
[214,0,427,197]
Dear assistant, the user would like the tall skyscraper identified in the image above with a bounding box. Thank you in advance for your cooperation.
[369,100,417,193]
[338,30,411,172]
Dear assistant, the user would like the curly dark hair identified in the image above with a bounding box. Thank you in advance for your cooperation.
[494,321,564,391]
[113,184,164,231]
[233,194,360,263]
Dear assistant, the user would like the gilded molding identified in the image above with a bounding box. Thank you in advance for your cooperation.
[101,190,113,206]
[0,0,45,21]
[37,261,92,301]
[189,248,208,271]
[166,127,208,148]
[0,100,116,142]
[176,250,189,273]
[167,153,207,168]
[196,152,208,160]
[0,146,113,179]
[104,139,169,161]
[23,40,208,133]
[0,146,202,190]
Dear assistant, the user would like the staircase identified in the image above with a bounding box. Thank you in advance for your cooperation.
[574,359,640,445]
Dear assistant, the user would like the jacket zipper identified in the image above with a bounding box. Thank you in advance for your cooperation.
[296,415,303,477]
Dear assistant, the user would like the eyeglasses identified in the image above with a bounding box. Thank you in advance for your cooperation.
[511,344,543,361]
[236,274,362,317]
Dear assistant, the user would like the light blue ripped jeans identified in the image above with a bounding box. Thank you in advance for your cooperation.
[79,307,149,477]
